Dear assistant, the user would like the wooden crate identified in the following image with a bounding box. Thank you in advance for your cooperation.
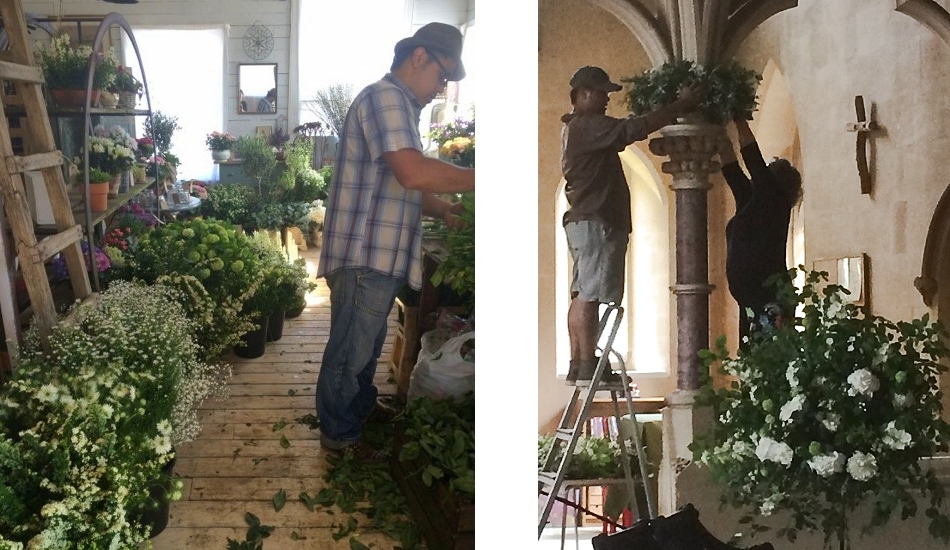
[391,427,474,550]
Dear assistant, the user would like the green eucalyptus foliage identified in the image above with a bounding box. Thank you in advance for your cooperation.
[623,59,761,124]
[427,193,474,312]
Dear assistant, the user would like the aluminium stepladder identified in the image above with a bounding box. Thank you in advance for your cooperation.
[538,304,657,538]
[0,0,94,350]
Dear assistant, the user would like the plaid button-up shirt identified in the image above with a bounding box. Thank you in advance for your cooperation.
[317,73,426,289]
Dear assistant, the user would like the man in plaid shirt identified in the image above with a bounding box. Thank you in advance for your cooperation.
[316,23,474,460]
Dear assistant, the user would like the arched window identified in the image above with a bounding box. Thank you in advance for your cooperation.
[554,145,672,377]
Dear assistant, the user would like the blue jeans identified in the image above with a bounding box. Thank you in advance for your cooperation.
[316,267,405,449]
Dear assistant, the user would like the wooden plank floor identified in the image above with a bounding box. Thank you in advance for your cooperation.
[151,245,401,549]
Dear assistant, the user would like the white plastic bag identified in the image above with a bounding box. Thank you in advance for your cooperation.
[407,329,475,400]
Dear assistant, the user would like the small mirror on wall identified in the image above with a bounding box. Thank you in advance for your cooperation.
[238,63,277,114]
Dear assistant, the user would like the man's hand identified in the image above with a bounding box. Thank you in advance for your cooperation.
[444,201,467,230]
[674,83,705,112]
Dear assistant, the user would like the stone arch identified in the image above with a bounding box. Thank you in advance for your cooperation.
[720,0,800,60]
[915,186,950,313]
[895,0,950,48]
[589,0,673,65]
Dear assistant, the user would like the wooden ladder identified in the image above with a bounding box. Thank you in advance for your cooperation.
[0,0,92,350]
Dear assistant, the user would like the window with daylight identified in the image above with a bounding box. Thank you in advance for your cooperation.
[123,27,225,181]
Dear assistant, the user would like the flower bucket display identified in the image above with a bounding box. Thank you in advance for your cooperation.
[234,314,269,359]
[266,307,285,342]
[49,88,100,108]
[108,172,121,197]
[140,457,177,538]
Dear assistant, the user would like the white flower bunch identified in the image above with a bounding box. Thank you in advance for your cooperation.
[692,268,950,547]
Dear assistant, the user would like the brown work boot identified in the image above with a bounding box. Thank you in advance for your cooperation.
[566,360,581,385]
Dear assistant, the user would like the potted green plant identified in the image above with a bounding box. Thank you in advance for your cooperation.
[114,218,263,361]
[198,182,257,228]
[35,33,117,107]
[145,111,182,154]
[0,279,227,546]
[206,130,238,162]
[623,59,761,124]
[691,270,950,549]
[246,231,303,341]
[109,65,143,108]
[235,133,277,195]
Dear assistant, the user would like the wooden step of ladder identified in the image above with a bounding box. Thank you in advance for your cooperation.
[0,0,93,349]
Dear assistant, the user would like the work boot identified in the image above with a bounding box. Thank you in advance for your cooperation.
[574,358,624,386]
[566,360,581,385]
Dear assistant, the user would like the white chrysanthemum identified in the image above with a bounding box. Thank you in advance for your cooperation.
[847,451,878,481]
[847,368,879,397]
[883,421,912,450]
[152,434,172,455]
[807,452,845,477]
[732,440,754,457]
[780,395,805,423]
[35,384,59,403]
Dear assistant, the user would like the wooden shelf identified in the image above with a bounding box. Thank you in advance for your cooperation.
[35,179,156,234]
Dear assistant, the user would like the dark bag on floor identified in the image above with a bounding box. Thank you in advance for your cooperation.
[591,503,775,550]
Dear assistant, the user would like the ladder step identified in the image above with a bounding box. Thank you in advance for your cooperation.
[8,151,63,174]
[0,61,45,85]
[553,428,574,441]
[538,471,557,486]
[32,226,83,264]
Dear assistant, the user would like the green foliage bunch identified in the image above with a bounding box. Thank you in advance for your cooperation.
[35,34,117,90]
[199,183,257,226]
[248,201,311,232]
[145,111,182,154]
[623,59,761,124]
[0,281,206,547]
[429,193,475,311]
[398,392,475,502]
[691,269,950,549]
[537,434,625,480]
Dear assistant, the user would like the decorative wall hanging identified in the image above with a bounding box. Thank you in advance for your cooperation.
[243,21,274,60]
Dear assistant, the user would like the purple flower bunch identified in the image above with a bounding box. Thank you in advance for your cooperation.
[50,241,110,282]
[427,117,475,146]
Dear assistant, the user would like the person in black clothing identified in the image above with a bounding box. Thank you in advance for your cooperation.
[718,117,802,346]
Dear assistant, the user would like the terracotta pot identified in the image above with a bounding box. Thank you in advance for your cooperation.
[88,181,109,211]
[49,89,100,108]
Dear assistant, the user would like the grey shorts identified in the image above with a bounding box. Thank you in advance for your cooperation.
[564,219,628,304]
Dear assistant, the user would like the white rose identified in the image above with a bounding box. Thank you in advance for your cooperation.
[779,394,805,423]
[847,368,880,397]
[822,413,841,432]
[893,393,911,408]
[755,436,794,467]
[785,363,799,389]
[883,421,912,450]
[847,451,878,481]
[807,452,845,477]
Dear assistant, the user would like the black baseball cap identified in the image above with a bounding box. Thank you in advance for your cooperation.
[570,66,622,92]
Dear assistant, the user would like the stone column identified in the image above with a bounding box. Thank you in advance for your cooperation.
[649,119,721,516]
[648,120,721,391]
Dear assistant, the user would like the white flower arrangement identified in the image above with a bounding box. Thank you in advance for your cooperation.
[0,280,228,547]
[691,269,950,549]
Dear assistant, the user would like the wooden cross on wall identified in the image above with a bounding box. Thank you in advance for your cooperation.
[845,95,878,194]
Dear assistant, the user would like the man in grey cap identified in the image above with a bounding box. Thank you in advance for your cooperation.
[561,65,703,385]
[316,23,474,461]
